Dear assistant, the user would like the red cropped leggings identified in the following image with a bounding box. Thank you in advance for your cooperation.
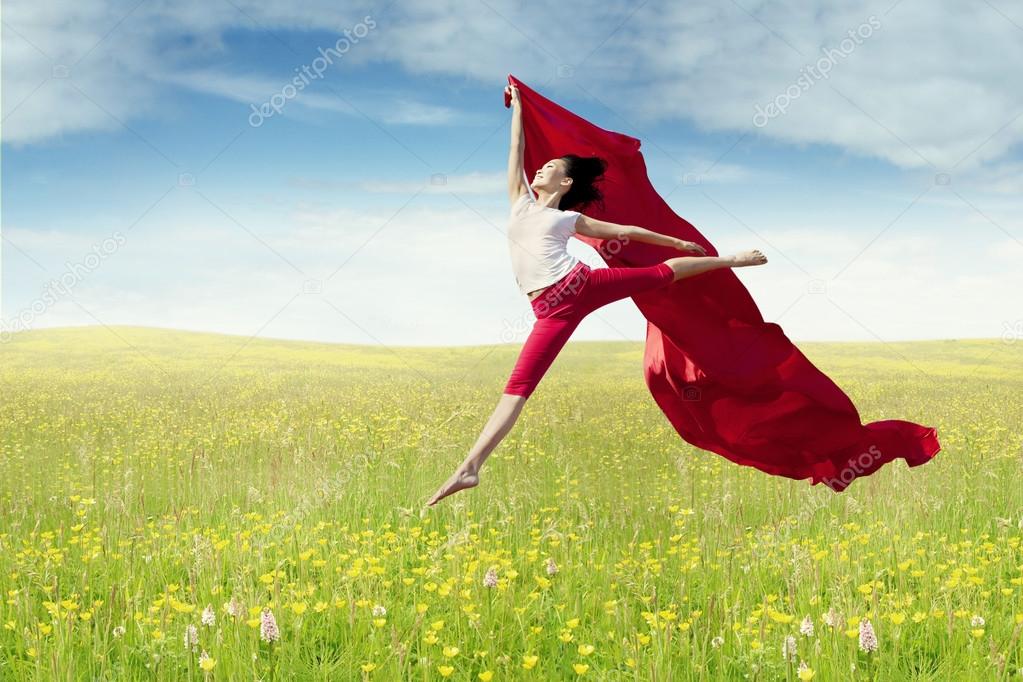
[503,260,675,399]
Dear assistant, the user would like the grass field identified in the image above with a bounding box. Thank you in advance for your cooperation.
[1,326,1021,681]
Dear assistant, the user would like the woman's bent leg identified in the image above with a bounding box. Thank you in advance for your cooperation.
[503,314,581,400]
[576,262,675,312]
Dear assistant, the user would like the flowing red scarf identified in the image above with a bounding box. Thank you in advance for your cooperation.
[505,74,940,492]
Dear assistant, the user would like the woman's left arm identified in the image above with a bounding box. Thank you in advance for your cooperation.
[575,214,707,255]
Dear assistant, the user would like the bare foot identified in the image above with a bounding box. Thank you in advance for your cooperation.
[426,466,480,506]
[731,249,768,267]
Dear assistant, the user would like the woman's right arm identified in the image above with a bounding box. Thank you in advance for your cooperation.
[506,85,528,204]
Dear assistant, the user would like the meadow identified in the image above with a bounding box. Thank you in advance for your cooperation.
[0,326,1021,681]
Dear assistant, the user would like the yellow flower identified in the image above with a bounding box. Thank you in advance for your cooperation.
[291,602,307,615]
[573,663,589,675]
[888,612,906,625]
[478,672,494,681]
[431,620,445,631]
[971,629,984,638]
[373,618,386,628]
[199,656,216,672]
[566,618,580,629]
[798,665,815,680]
[170,600,195,614]
[360,662,377,673]
[443,645,459,658]
[577,644,594,656]
[558,630,574,642]
[438,665,454,677]
[522,654,539,669]
[152,629,165,641]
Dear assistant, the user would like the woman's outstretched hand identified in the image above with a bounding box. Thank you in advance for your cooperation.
[674,239,707,255]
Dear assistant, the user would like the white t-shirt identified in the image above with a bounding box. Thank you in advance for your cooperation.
[507,192,582,295]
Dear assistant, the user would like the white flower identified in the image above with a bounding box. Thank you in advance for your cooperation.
[545,558,558,576]
[858,618,878,653]
[260,608,280,643]
[112,625,126,638]
[184,624,199,651]
[782,635,797,661]
[970,615,985,628]
[372,604,387,617]
[201,604,216,627]
[224,596,244,619]
[711,635,724,648]
[799,615,814,637]
[483,566,499,588]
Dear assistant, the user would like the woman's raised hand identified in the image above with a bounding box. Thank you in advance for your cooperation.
[504,84,521,107]
[675,239,707,256]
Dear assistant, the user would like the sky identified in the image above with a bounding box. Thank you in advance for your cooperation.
[2,0,1022,349]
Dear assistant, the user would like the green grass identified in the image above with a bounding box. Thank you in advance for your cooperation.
[1,326,1021,681]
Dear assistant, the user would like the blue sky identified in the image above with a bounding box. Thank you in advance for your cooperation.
[3,0,1022,348]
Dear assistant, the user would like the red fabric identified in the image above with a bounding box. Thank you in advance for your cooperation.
[505,74,941,492]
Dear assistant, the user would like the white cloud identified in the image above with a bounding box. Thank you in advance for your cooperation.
[4,191,1021,345]
[4,0,1023,172]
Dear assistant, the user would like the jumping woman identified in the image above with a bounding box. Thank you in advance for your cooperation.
[426,83,767,506]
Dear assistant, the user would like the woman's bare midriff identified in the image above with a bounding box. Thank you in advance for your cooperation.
[526,286,550,302]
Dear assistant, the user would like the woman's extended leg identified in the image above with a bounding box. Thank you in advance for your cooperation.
[426,313,580,506]
[572,250,767,315]
[664,249,767,281]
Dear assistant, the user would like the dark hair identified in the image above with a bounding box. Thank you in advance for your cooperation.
[559,154,607,211]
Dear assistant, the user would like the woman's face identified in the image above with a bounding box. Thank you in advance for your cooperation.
[530,158,572,194]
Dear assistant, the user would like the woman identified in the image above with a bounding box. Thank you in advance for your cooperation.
[426,84,767,506]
